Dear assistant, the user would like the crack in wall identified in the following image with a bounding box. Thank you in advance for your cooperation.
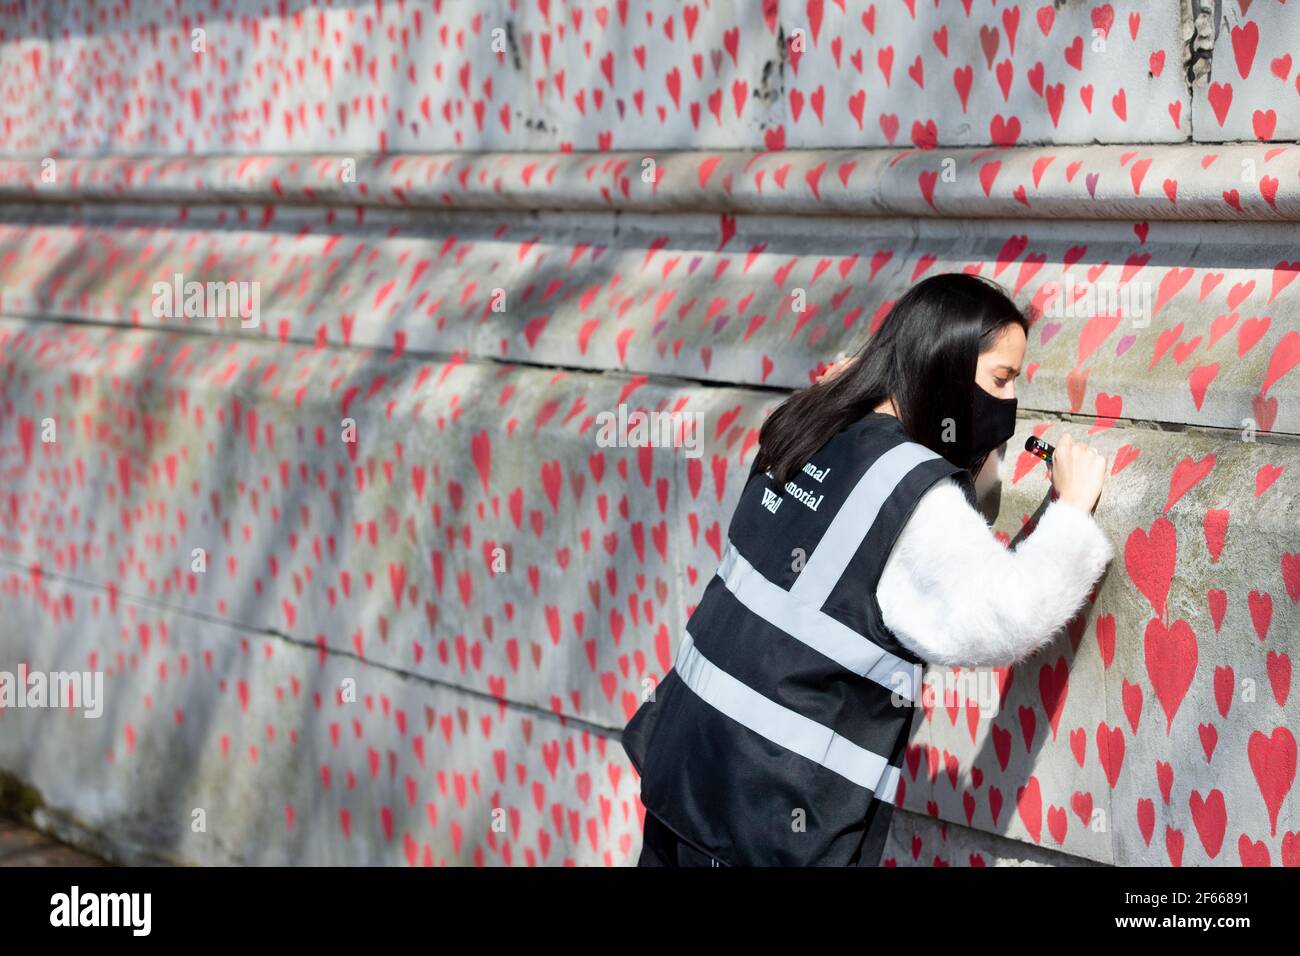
[6,309,1298,442]
[0,553,628,740]
[1184,0,1221,135]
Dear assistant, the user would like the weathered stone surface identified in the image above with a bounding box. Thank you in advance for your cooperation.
[0,2,1191,155]
[1193,5,1299,143]
[884,806,1105,867]
[1,0,1297,868]
[0,319,766,731]
[0,204,1297,432]
[0,570,639,866]
[3,311,1297,865]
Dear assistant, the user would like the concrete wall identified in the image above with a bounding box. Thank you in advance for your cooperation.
[0,1,1296,865]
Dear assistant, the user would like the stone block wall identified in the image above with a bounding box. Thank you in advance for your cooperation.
[0,0,1295,865]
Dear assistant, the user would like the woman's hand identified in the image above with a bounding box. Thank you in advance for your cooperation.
[816,354,857,384]
[1047,432,1107,513]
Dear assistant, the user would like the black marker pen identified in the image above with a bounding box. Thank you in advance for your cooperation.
[1025,435,1054,464]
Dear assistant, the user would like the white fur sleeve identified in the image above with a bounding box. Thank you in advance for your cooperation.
[875,476,1114,667]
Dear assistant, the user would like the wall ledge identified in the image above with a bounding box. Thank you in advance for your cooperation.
[2,143,1300,221]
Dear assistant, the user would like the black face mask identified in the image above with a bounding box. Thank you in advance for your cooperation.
[948,383,1018,470]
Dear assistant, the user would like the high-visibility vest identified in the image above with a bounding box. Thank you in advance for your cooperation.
[622,412,976,866]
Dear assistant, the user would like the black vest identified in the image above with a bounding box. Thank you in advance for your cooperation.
[622,412,976,866]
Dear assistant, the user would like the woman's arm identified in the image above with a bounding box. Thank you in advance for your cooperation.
[876,476,1114,667]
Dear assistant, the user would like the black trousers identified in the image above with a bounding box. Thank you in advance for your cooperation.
[636,812,723,866]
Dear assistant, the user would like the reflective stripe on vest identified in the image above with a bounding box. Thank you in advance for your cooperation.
[670,436,947,798]
[716,541,923,702]
[790,440,941,607]
[673,628,896,794]
[874,763,902,804]
[622,419,964,863]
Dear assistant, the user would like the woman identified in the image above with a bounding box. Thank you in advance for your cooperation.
[623,273,1113,867]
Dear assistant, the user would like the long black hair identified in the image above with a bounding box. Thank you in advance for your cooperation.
[755,272,1032,486]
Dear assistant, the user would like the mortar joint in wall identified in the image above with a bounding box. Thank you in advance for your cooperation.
[1183,0,1220,90]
